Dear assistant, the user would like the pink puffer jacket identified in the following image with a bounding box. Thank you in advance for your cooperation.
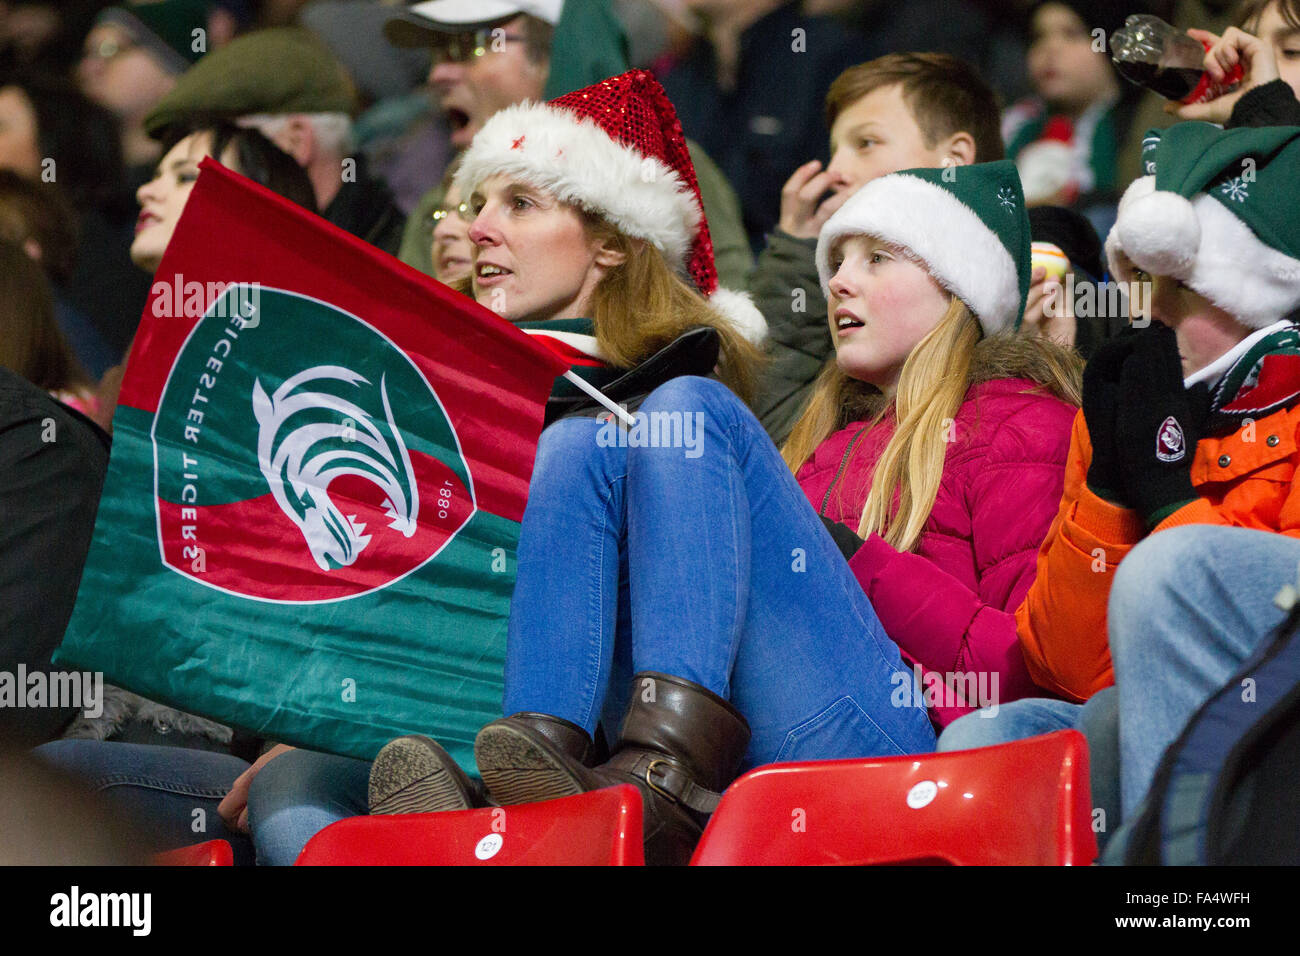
[796,377,1077,727]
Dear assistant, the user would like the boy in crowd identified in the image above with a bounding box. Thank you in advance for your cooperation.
[939,122,1300,837]
[751,52,1003,442]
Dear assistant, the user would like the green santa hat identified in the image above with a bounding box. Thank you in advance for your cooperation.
[815,160,1031,336]
[1106,122,1300,330]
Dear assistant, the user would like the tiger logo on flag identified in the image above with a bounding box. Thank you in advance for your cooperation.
[151,285,476,602]
[252,366,419,571]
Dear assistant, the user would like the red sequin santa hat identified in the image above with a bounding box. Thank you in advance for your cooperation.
[452,69,766,343]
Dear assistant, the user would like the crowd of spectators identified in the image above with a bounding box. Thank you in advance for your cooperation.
[4,0,1300,866]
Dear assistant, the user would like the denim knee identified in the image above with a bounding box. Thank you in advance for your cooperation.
[245,749,368,866]
[936,709,1003,752]
[773,693,934,763]
[936,698,1083,752]
[246,748,349,813]
[534,416,604,473]
[640,375,745,423]
[1108,525,1207,670]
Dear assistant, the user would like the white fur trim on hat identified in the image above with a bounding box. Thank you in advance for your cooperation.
[708,287,767,345]
[815,174,1022,336]
[453,100,702,270]
[1107,175,1300,329]
[1105,176,1199,280]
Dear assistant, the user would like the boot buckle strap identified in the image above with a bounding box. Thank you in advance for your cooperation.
[644,759,723,814]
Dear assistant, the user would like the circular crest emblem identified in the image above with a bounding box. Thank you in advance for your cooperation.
[152,285,475,602]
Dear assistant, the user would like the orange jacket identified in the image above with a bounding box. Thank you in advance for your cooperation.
[1017,402,1300,701]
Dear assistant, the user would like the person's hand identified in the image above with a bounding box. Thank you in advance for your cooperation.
[1021,265,1077,348]
[218,743,296,833]
[777,160,850,239]
[1112,324,1208,528]
[1166,26,1279,123]
[1081,327,1145,504]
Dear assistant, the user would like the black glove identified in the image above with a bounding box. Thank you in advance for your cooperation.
[1113,324,1208,528]
[1081,327,1144,503]
[820,515,865,560]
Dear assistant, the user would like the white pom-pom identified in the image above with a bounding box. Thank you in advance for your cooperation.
[708,288,767,345]
[1117,190,1200,279]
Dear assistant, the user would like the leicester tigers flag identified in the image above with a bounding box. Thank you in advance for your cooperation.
[54,158,566,764]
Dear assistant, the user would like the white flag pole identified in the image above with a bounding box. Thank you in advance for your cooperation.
[561,370,636,427]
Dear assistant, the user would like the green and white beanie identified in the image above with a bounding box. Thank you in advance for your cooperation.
[1106,122,1300,330]
[815,160,1032,336]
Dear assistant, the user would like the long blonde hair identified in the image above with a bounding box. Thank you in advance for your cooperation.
[584,221,763,406]
[783,298,1082,553]
[450,211,764,406]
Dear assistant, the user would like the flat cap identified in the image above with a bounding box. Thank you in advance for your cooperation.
[144,26,359,139]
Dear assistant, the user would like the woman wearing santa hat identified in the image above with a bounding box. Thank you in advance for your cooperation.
[362,70,1083,867]
[214,70,770,864]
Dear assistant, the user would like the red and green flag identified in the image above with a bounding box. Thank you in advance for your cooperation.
[54,159,566,765]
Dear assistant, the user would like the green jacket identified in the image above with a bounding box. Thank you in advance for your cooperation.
[397,139,754,290]
[749,228,829,444]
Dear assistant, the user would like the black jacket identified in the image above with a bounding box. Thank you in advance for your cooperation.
[324,155,406,257]
[659,2,861,252]
[543,327,722,427]
[0,368,109,747]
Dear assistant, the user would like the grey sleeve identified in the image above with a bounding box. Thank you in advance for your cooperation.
[749,230,831,444]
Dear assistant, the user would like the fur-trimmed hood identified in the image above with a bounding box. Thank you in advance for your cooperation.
[968,332,1084,402]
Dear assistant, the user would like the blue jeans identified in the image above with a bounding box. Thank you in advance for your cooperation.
[936,689,1120,847]
[32,739,256,865]
[34,739,371,866]
[245,748,370,866]
[1108,524,1297,817]
[504,376,937,767]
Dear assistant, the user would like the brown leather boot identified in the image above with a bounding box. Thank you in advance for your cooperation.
[475,672,751,865]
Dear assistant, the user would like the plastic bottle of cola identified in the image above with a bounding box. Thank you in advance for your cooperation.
[1109,14,1243,104]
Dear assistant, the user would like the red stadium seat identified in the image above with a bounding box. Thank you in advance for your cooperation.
[691,730,1097,866]
[154,839,234,866]
[294,785,645,865]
